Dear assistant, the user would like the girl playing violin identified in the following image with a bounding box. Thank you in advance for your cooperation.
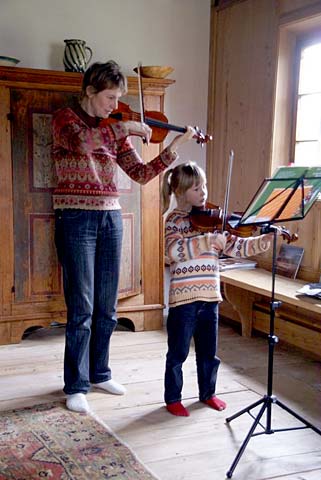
[52,60,196,414]
[162,162,279,416]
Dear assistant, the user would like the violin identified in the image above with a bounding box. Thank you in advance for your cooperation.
[190,202,256,238]
[190,202,298,243]
[101,101,212,145]
[191,150,298,243]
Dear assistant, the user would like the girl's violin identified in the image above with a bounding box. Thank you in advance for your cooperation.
[190,202,256,238]
[190,202,298,243]
[101,101,212,145]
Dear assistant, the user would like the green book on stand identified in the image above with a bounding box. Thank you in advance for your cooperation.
[229,165,321,227]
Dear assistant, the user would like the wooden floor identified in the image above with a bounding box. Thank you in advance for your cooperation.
[0,321,320,480]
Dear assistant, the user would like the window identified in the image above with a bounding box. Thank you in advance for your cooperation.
[294,41,321,166]
[271,15,321,174]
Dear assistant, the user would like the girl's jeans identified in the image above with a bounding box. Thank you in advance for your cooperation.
[55,209,123,395]
[164,301,220,404]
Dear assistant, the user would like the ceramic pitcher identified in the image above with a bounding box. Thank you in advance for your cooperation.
[63,39,93,73]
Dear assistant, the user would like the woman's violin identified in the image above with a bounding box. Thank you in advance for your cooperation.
[190,202,298,243]
[101,101,212,145]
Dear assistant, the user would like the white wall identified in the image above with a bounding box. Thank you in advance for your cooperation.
[1,0,211,168]
[1,0,211,318]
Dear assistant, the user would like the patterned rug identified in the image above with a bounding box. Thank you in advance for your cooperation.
[0,402,159,479]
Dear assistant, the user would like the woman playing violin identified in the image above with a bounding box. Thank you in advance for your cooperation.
[162,162,282,417]
[52,60,196,414]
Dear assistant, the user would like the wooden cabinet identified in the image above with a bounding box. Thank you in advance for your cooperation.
[0,66,174,344]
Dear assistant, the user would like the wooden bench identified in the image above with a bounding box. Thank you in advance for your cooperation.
[220,268,321,358]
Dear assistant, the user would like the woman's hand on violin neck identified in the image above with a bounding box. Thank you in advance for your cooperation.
[168,126,197,153]
[125,121,152,143]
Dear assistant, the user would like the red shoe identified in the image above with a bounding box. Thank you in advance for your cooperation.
[166,401,190,417]
[202,396,226,411]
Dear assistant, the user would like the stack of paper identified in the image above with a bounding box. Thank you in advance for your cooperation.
[219,257,257,272]
[297,283,321,299]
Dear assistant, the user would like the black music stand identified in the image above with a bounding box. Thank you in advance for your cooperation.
[225,166,321,479]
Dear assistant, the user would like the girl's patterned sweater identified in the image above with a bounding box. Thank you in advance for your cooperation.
[165,208,272,307]
[52,105,177,210]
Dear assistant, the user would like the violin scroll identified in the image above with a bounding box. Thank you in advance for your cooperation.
[278,226,299,244]
[193,126,212,146]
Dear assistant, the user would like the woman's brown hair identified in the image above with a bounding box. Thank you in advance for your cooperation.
[81,60,127,98]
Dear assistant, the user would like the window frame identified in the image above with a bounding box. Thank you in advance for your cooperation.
[291,31,321,167]
[271,15,321,174]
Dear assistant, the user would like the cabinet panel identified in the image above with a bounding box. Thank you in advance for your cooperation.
[29,213,61,296]
[11,88,70,303]
[11,88,141,304]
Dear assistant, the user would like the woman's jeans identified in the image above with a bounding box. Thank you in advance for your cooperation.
[164,301,220,404]
[55,209,123,395]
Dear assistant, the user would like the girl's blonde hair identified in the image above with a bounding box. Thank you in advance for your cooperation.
[162,162,206,213]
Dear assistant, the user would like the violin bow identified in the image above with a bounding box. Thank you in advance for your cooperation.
[222,149,234,232]
[137,62,147,143]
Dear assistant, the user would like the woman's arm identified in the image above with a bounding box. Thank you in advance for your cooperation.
[116,126,196,185]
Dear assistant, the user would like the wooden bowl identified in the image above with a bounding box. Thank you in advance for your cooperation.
[133,65,174,79]
[0,56,20,66]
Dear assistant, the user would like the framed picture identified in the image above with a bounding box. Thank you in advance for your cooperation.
[275,244,304,279]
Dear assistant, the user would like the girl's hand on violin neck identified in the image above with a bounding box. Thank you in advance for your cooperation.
[168,126,196,153]
[264,226,283,239]
[125,121,152,143]
[207,231,229,252]
[275,226,286,236]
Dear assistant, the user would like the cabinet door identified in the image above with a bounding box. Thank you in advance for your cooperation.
[10,88,141,312]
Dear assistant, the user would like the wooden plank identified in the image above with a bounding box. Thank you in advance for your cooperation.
[221,266,321,343]
[0,87,14,317]
[254,309,321,357]
[0,66,174,96]
[0,324,320,480]
[221,268,321,314]
[220,267,321,357]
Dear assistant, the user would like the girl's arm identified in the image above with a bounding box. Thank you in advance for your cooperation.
[165,217,215,264]
[222,232,273,258]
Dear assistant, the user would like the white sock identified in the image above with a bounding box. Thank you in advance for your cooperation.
[94,379,126,395]
[66,393,90,413]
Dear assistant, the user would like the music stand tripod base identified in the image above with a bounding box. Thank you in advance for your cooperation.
[224,225,321,479]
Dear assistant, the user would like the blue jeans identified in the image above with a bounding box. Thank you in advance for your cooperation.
[55,209,123,394]
[164,301,220,404]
